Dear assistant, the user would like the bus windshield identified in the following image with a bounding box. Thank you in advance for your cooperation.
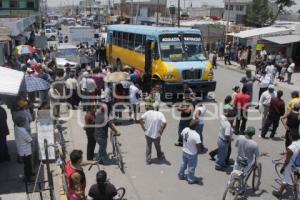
[159,34,207,62]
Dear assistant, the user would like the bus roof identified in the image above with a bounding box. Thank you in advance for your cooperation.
[107,25,201,36]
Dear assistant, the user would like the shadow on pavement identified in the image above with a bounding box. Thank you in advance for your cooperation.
[150,158,171,166]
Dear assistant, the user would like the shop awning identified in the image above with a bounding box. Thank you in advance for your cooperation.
[0,66,24,96]
[262,34,300,44]
[227,27,291,38]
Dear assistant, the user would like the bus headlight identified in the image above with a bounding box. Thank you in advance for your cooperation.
[164,74,175,80]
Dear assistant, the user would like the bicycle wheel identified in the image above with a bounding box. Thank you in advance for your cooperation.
[117,187,126,199]
[115,142,125,173]
[222,179,240,200]
[252,162,262,191]
[275,162,284,180]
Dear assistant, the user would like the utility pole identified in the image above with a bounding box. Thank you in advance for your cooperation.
[225,0,231,43]
[177,0,180,27]
[130,0,133,24]
[156,0,159,26]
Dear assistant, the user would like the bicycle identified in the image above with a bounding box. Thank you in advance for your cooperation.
[222,156,262,200]
[272,153,300,200]
[88,163,126,200]
[110,131,125,173]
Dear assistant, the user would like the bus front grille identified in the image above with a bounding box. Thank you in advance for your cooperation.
[182,69,202,80]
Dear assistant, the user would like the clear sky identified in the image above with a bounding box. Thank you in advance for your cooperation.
[47,0,299,12]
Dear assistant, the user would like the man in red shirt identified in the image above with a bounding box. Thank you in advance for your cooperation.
[65,150,97,199]
[234,86,251,135]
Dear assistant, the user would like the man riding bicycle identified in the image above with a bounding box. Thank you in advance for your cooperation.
[272,129,300,198]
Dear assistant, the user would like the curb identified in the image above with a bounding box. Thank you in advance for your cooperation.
[217,62,255,74]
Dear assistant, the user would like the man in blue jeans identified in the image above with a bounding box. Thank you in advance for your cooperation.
[215,108,233,171]
[94,103,120,164]
[178,120,203,184]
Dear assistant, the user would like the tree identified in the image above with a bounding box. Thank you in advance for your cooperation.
[245,0,273,27]
[270,0,295,24]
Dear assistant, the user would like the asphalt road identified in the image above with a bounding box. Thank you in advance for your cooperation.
[62,66,295,200]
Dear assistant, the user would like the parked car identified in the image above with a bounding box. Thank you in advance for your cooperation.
[45,29,57,41]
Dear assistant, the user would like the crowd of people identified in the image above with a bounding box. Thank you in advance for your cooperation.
[0,36,300,200]
[215,43,296,85]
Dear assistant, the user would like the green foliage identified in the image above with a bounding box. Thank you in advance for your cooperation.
[270,0,295,24]
[245,0,273,27]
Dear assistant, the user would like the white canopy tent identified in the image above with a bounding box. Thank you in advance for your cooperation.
[0,66,24,96]
[227,27,291,38]
[262,34,300,45]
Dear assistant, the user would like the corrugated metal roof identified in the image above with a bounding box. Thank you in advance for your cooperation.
[0,27,11,41]
[0,35,11,41]
[227,26,291,38]
[263,34,300,44]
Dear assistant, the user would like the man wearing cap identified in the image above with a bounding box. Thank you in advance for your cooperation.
[13,100,33,134]
[234,127,264,173]
[259,84,276,130]
[261,90,285,139]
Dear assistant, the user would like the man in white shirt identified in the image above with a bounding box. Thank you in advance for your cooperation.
[260,47,267,61]
[193,104,207,145]
[178,120,203,184]
[259,84,276,130]
[215,108,233,171]
[80,71,97,111]
[139,106,167,165]
[287,58,295,84]
[129,82,141,121]
[273,129,300,198]
[265,61,277,84]
[14,116,34,182]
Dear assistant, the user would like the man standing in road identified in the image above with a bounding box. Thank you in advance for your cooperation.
[129,82,141,122]
[259,84,276,130]
[261,90,285,139]
[234,87,251,135]
[178,120,203,184]
[94,103,120,164]
[287,58,295,84]
[215,108,233,171]
[234,127,264,172]
[139,105,167,165]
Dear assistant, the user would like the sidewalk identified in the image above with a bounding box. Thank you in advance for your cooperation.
[0,107,60,200]
[216,59,300,92]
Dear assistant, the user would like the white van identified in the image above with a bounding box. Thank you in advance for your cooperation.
[69,26,96,46]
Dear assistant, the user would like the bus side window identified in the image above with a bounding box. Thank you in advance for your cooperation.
[128,33,135,50]
[117,32,122,47]
[123,32,129,49]
[112,31,117,45]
